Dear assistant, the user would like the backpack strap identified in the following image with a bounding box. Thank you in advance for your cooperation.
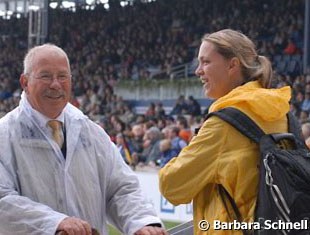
[206,107,265,144]
[218,185,242,221]
[288,112,306,149]
[207,108,262,235]
[218,185,252,235]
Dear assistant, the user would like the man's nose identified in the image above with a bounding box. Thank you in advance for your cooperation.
[49,76,62,88]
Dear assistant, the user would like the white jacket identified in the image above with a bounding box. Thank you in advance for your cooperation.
[0,94,161,235]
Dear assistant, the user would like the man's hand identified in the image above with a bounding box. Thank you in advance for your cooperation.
[56,217,92,235]
[134,226,168,235]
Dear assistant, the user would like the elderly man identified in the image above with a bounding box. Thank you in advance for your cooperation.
[0,44,167,235]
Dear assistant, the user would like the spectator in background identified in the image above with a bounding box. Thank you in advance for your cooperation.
[0,0,306,125]
[306,138,310,149]
[300,110,310,124]
[290,101,301,118]
[168,126,187,155]
[161,126,170,139]
[157,116,167,130]
[273,32,286,54]
[301,122,310,140]
[109,115,126,142]
[0,0,308,175]
[155,102,166,118]
[131,124,145,162]
[145,102,156,118]
[159,29,291,235]
[188,115,205,134]
[176,115,192,143]
[291,90,304,115]
[302,122,310,149]
[159,139,178,167]
[116,132,135,166]
[186,95,201,116]
[165,115,175,127]
[0,44,166,235]
[301,92,310,113]
[284,38,298,55]
[138,126,162,166]
[118,104,136,124]
[135,114,147,125]
[170,95,188,115]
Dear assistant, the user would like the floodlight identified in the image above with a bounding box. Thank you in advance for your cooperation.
[17,6,23,12]
[49,2,58,9]
[62,1,75,9]
[120,1,128,7]
[86,0,95,5]
[104,3,109,10]
[29,5,40,11]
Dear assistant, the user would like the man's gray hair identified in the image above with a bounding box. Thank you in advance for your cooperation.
[147,126,162,141]
[23,43,70,75]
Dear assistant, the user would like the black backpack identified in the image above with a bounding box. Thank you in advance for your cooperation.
[207,107,310,235]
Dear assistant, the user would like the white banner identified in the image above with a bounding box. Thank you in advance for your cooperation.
[135,170,193,222]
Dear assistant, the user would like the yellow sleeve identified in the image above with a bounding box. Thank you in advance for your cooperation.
[159,116,228,205]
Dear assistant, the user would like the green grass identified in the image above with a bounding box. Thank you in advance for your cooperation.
[108,220,181,235]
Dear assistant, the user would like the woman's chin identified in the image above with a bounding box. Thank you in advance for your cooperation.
[205,92,217,100]
[204,90,212,98]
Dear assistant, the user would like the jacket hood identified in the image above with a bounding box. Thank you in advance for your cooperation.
[209,81,291,121]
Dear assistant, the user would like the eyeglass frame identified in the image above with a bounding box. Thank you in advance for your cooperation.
[26,72,72,83]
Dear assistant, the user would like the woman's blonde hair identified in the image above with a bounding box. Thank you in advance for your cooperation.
[202,29,272,88]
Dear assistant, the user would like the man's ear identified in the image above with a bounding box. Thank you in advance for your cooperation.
[20,74,29,93]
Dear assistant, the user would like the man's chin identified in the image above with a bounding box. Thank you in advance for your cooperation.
[43,103,68,118]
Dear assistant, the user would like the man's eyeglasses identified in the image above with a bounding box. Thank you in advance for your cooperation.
[34,73,72,83]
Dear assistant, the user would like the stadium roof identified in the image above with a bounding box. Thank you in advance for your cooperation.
[0,0,154,18]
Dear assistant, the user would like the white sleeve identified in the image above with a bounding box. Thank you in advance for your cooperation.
[105,142,163,235]
[0,161,68,235]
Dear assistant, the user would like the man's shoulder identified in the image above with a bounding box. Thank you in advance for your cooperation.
[0,107,20,125]
[82,118,112,141]
[63,104,113,140]
[0,107,21,137]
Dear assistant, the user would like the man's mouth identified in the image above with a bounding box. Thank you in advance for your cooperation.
[46,94,64,99]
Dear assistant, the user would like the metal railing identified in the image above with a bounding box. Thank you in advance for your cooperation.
[167,220,194,235]
[151,60,197,80]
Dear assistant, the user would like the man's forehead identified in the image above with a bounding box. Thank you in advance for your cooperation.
[35,48,67,59]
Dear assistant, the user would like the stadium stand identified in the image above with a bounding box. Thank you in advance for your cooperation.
[0,0,308,165]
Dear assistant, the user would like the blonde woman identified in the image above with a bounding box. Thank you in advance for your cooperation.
[159,29,291,234]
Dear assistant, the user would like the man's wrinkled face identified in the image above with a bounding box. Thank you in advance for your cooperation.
[20,49,72,119]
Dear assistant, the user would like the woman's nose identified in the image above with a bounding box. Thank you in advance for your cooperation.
[195,66,203,76]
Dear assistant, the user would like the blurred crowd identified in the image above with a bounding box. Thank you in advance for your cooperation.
[0,0,309,168]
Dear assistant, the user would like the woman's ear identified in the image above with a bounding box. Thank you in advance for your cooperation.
[229,57,240,70]
[228,57,242,77]
[228,57,244,85]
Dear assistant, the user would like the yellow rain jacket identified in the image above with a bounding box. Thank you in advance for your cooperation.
[159,81,291,234]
